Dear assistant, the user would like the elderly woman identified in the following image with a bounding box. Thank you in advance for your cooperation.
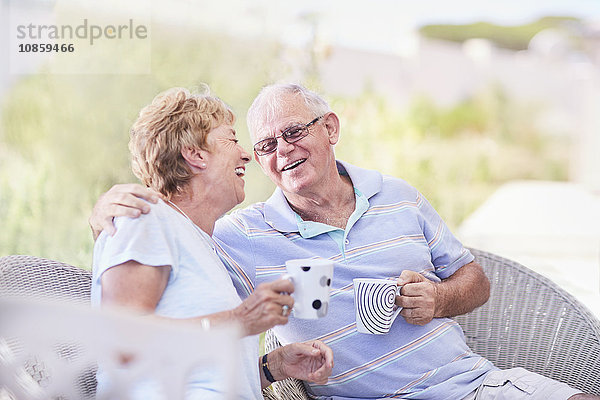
[91,87,333,399]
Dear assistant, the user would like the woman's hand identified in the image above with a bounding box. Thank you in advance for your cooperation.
[262,340,334,388]
[89,183,162,240]
[232,278,295,336]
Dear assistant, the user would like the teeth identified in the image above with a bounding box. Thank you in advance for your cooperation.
[235,168,244,176]
[282,159,304,171]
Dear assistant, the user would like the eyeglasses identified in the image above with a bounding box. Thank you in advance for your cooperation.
[253,115,323,156]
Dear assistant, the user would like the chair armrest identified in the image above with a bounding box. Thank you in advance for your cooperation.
[261,330,311,400]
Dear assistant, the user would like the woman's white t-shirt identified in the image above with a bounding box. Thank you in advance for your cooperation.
[92,200,261,399]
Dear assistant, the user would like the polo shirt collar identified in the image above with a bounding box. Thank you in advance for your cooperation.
[337,159,382,199]
[263,160,383,232]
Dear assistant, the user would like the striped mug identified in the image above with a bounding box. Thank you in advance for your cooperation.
[353,278,403,334]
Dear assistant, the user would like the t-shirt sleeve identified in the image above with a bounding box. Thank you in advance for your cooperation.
[93,207,178,285]
[415,191,474,279]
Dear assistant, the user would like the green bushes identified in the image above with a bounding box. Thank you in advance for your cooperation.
[419,17,580,51]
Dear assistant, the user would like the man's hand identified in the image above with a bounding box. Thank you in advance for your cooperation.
[232,278,295,336]
[395,261,490,326]
[89,184,162,240]
[263,340,334,388]
[395,270,437,326]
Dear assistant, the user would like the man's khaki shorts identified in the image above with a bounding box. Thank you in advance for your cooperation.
[463,368,582,400]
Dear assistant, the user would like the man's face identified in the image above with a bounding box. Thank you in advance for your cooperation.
[252,95,338,197]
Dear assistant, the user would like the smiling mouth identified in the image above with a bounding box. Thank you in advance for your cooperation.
[281,159,306,172]
[235,167,245,177]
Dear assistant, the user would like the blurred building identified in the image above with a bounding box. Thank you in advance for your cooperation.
[307,21,600,192]
[458,180,600,317]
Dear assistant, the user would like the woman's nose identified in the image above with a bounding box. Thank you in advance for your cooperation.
[240,147,251,163]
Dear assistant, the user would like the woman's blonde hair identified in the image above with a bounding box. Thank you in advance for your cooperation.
[129,87,235,198]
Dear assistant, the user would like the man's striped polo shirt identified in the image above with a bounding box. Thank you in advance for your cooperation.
[214,160,495,399]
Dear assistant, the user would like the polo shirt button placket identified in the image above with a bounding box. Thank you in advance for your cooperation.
[342,238,350,262]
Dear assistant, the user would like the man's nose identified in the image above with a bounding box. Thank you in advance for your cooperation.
[276,136,295,156]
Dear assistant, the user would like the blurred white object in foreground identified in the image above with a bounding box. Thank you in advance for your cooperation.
[0,298,241,400]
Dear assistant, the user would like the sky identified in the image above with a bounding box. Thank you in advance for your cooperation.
[7,0,600,25]
[232,0,600,27]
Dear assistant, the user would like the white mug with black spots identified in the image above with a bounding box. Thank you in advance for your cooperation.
[283,258,334,319]
[353,278,403,334]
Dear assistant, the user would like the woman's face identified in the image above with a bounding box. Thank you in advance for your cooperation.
[203,123,251,211]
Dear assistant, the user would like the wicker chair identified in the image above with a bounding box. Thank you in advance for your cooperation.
[458,248,600,395]
[2,251,600,398]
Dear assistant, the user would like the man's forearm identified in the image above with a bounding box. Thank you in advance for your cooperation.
[434,261,490,318]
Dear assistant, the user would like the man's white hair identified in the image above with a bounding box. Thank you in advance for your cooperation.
[247,83,331,142]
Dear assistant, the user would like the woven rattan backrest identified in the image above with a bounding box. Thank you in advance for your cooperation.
[0,255,91,305]
[0,255,96,399]
[457,248,600,395]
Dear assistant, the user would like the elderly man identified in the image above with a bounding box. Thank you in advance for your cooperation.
[91,84,597,400]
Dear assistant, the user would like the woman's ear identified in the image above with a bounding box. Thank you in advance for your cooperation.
[181,147,208,170]
[323,112,340,145]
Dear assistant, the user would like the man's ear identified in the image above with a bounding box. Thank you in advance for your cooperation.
[181,147,208,171]
[323,112,340,145]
